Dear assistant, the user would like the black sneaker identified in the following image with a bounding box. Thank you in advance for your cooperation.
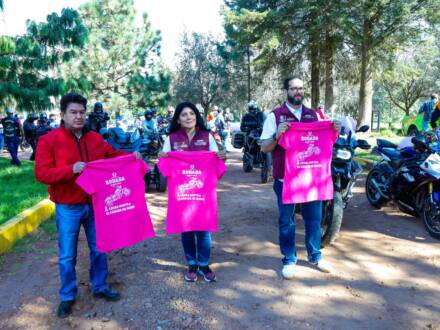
[198,265,216,282]
[57,300,75,319]
[93,288,121,302]
[184,265,198,282]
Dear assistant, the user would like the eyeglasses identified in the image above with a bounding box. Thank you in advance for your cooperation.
[288,86,304,91]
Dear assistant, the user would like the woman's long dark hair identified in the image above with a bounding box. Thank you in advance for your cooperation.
[169,101,208,133]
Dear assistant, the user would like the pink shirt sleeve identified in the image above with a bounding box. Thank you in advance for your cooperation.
[278,131,292,150]
[139,159,149,176]
[76,169,95,194]
[216,159,227,179]
[157,157,170,177]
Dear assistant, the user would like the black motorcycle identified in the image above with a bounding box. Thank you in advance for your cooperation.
[365,134,440,239]
[233,128,271,183]
[321,124,371,246]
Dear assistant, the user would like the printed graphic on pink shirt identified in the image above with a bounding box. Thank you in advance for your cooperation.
[279,121,337,204]
[158,151,227,234]
[76,155,155,252]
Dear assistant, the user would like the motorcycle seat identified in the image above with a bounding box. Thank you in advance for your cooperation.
[381,147,401,160]
[377,139,398,149]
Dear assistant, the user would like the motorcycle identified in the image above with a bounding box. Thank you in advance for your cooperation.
[365,134,440,239]
[233,128,271,183]
[101,126,167,193]
[321,124,371,246]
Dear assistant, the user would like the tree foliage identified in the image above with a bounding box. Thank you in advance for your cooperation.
[173,32,229,113]
[63,0,170,115]
[0,8,88,110]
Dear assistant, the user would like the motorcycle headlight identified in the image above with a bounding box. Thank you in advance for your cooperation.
[335,149,351,160]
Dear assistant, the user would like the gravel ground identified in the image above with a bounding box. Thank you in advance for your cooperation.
[0,151,439,330]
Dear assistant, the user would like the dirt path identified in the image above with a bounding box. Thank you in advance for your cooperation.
[1,151,439,330]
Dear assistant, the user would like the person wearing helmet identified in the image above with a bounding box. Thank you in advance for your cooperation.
[36,111,52,141]
[240,100,264,133]
[1,108,22,166]
[87,102,110,133]
[23,113,39,161]
[141,109,158,145]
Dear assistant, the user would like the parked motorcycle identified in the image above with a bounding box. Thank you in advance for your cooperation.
[365,134,440,239]
[101,126,167,192]
[321,124,371,246]
[233,128,271,183]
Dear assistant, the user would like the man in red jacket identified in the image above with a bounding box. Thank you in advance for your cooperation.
[35,93,139,318]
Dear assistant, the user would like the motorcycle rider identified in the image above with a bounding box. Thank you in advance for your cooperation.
[1,108,22,166]
[36,112,52,142]
[240,100,265,133]
[141,109,158,145]
[23,113,38,161]
[87,102,110,133]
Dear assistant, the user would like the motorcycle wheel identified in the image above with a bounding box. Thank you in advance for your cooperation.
[243,154,253,173]
[144,173,151,192]
[154,165,167,192]
[365,168,388,209]
[422,195,440,239]
[321,191,343,247]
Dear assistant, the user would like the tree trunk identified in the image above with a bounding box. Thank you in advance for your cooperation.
[324,31,335,111]
[310,32,320,109]
[247,47,251,102]
[357,20,373,128]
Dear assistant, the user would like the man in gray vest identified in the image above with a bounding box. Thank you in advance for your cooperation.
[261,76,340,279]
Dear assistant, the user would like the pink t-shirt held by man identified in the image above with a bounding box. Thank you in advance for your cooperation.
[157,151,227,234]
[279,121,338,204]
[76,154,155,252]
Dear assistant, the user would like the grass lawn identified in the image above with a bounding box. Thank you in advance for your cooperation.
[0,158,48,226]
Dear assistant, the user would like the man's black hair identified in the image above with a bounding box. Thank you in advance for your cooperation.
[60,93,87,113]
[283,76,303,90]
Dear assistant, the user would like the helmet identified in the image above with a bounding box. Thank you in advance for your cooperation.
[94,102,103,112]
[27,113,38,120]
[5,108,14,115]
[248,100,258,111]
[144,109,153,117]
[39,111,47,120]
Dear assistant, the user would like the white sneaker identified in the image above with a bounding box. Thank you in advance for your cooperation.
[281,264,295,279]
[311,260,333,273]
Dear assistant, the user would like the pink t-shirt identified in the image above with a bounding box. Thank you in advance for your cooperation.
[157,151,227,234]
[76,154,155,252]
[279,121,338,204]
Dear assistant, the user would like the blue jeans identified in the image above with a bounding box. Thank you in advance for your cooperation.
[273,180,322,265]
[181,231,211,267]
[56,204,109,301]
[5,136,20,165]
[0,133,4,152]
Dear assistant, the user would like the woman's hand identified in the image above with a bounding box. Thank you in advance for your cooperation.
[133,151,142,160]
[217,150,227,160]
[158,151,168,158]
[332,119,342,132]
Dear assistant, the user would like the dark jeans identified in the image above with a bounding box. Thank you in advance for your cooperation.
[28,139,37,161]
[5,136,21,165]
[181,231,211,267]
[273,180,322,265]
[56,204,109,301]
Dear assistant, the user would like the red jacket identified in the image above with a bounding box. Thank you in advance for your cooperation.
[35,126,127,204]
